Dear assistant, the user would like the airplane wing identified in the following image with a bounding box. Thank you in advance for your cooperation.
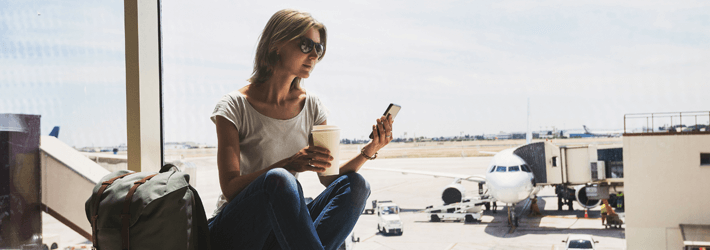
[363,167,486,183]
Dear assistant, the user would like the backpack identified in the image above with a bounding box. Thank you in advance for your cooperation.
[85,164,211,250]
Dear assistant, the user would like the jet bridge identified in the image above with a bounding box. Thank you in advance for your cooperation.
[513,140,624,210]
[512,141,624,186]
[40,135,110,240]
[1,114,106,248]
[512,141,561,185]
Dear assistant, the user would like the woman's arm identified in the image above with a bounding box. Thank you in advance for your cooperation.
[216,116,333,202]
[216,116,267,202]
[318,114,394,187]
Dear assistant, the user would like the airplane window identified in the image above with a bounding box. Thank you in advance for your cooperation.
[508,166,520,172]
[521,164,531,172]
[490,166,496,173]
[496,166,507,172]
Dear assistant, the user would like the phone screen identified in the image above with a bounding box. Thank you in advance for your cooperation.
[369,103,401,139]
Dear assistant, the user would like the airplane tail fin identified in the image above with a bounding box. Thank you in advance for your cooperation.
[583,125,591,134]
[49,126,60,138]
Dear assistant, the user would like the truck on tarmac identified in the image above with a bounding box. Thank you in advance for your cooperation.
[372,200,403,235]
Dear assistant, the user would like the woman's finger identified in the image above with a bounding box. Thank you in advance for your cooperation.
[378,119,386,144]
[372,125,380,142]
[307,145,330,155]
[308,164,325,173]
[308,153,332,167]
[384,118,392,135]
[307,149,332,162]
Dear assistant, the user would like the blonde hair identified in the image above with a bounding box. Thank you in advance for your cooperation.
[249,9,327,88]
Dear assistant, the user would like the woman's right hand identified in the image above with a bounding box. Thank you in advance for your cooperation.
[284,146,333,173]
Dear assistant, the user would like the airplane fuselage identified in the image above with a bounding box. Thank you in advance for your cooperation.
[484,148,536,204]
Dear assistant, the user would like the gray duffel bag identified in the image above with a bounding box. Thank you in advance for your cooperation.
[85,164,211,250]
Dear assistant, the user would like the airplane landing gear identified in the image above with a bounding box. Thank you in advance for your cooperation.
[507,205,519,227]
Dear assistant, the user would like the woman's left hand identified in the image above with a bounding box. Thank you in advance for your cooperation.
[364,114,394,155]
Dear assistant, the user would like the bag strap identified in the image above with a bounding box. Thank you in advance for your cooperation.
[189,186,212,250]
[121,174,158,250]
[91,172,136,250]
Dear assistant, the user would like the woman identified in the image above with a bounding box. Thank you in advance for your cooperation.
[208,9,394,250]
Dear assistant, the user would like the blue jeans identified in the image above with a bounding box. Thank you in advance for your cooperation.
[208,168,370,250]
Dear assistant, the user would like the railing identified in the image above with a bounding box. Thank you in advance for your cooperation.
[624,111,710,134]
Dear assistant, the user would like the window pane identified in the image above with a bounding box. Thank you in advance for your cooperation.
[1,1,126,151]
[1,0,125,247]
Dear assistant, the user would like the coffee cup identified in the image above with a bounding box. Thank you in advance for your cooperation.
[310,125,340,176]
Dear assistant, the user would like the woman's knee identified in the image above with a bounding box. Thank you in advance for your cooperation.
[263,168,299,193]
[345,172,370,201]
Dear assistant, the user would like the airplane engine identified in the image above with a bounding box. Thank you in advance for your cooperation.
[575,185,602,209]
[442,182,466,205]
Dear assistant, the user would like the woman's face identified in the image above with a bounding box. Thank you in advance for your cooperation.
[276,28,321,79]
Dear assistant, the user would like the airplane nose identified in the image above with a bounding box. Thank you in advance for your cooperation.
[496,188,526,204]
[489,174,532,204]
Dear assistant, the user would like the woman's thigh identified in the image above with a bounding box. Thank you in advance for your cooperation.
[209,168,302,250]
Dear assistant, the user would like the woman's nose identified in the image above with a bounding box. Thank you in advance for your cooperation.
[308,48,319,60]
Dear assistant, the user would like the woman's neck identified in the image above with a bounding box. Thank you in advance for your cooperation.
[257,72,296,106]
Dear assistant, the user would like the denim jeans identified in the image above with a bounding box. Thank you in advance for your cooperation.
[208,168,371,250]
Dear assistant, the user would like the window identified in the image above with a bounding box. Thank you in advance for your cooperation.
[521,164,532,173]
[496,166,507,172]
[702,153,710,166]
[2,1,127,246]
[382,206,399,215]
[489,166,496,173]
[508,166,520,172]
[568,240,593,248]
[552,157,558,167]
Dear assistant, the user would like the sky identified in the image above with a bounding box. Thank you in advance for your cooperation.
[1,0,709,148]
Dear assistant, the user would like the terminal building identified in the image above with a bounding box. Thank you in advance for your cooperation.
[623,112,710,249]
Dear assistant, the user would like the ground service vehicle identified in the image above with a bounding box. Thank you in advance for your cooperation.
[375,200,403,235]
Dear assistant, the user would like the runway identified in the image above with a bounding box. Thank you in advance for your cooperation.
[44,156,626,249]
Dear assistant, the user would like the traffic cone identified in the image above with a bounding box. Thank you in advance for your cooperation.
[584,209,588,218]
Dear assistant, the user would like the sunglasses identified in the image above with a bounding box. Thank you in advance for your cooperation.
[299,37,324,58]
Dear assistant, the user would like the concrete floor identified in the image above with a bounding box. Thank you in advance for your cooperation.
[44,156,626,249]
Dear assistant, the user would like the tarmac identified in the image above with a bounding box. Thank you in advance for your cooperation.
[44,156,626,249]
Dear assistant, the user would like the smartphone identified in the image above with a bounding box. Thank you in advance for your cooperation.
[369,103,401,139]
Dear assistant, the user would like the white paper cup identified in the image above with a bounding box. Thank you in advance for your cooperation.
[311,125,340,176]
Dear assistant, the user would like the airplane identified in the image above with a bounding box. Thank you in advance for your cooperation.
[582,125,623,137]
[368,99,540,226]
[367,145,537,227]
[367,101,608,227]
[366,140,611,227]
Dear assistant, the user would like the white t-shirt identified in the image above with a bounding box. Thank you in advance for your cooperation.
[210,90,328,216]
